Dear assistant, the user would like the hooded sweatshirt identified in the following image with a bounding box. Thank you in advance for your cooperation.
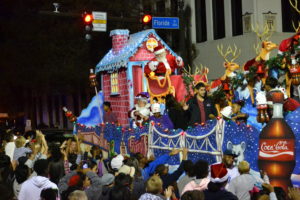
[181,178,210,196]
[18,176,57,200]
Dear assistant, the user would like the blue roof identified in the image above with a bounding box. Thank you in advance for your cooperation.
[96,29,178,73]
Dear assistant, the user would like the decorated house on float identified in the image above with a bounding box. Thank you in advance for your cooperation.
[95,29,179,126]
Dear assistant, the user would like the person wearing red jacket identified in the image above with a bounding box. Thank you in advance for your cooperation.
[144,45,184,77]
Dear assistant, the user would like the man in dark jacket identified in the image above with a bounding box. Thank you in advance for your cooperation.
[186,82,217,125]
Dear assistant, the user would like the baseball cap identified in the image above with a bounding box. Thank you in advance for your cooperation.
[223,149,238,158]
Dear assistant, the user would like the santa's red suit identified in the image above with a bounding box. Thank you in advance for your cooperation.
[128,103,151,128]
[144,54,184,76]
[278,32,300,55]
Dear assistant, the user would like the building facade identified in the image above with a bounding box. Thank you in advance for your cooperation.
[184,0,299,80]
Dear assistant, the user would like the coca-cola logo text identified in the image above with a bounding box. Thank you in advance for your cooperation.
[261,141,289,152]
[259,139,294,160]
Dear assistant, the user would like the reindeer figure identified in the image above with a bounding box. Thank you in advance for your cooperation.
[217,44,241,81]
[244,23,277,104]
[211,44,241,115]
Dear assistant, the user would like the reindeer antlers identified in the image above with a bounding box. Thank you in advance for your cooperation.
[251,23,273,41]
[253,43,260,55]
[289,0,300,14]
[290,0,300,32]
[292,21,300,32]
[182,64,209,76]
[217,44,241,63]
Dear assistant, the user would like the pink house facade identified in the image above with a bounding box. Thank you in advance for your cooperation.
[96,29,178,126]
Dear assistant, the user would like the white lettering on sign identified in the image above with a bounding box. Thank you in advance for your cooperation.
[259,140,294,158]
[261,141,289,152]
[153,20,170,26]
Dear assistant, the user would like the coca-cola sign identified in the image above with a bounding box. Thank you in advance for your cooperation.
[259,139,295,161]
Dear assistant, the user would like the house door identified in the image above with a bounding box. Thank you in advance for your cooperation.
[132,65,144,97]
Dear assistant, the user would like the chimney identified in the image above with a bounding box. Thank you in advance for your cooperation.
[110,29,130,55]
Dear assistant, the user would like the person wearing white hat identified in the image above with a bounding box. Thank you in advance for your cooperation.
[129,93,151,128]
[220,106,233,120]
[149,103,174,129]
[110,154,124,171]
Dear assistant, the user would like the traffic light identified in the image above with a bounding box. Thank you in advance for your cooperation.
[142,14,152,29]
[83,12,93,40]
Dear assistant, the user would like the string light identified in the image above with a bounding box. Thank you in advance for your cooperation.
[96,30,177,73]
[75,105,300,173]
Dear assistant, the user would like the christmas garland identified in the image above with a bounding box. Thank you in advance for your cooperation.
[265,55,287,72]
[245,65,259,83]
[211,87,226,104]
[230,72,246,90]
[182,73,195,97]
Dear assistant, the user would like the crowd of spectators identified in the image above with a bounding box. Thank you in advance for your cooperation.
[0,128,299,200]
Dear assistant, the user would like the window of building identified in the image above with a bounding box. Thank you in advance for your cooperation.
[195,0,207,42]
[110,72,119,95]
[282,0,300,32]
[212,0,225,40]
[231,0,243,36]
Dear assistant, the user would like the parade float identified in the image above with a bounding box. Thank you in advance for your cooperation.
[65,23,300,190]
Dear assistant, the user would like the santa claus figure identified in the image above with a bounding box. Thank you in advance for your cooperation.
[128,93,151,128]
[144,45,184,77]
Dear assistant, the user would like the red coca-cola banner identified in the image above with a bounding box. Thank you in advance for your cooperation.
[259,139,295,161]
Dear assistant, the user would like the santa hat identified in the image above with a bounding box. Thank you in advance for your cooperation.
[118,165,136,178]
[111,155,124,170]
[151,103,161,114]
[210,163,229,183]
[153,45,166,55]
[135,92,149,103]
[220,106,232,119]
[278,38,292,55]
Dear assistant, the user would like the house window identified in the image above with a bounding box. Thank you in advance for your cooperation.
[195,0,207,42]
[243,12,252,33]
[282,0,300,32]
[110,72,119,95]
[263,12,277,31]
[231,0,243,36]
[212,0,225,40]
